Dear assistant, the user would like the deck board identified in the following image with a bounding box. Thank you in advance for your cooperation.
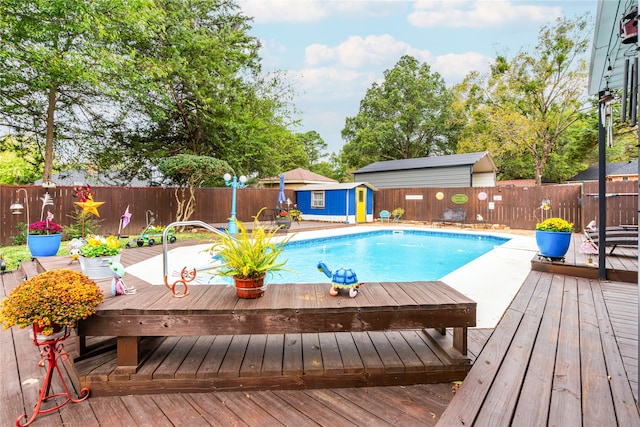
[3,227,638,426]
[437,270,640,426]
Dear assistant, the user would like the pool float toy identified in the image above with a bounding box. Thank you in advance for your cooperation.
[317,262,362,298]
[108,260,137,296]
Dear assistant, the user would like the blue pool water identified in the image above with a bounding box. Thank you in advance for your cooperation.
[209,229,509,285]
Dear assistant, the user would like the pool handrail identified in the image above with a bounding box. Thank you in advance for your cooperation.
[162,221,231,297]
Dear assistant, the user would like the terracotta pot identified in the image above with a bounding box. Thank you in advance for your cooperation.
[234,275,265,299]
[33,323,63,335]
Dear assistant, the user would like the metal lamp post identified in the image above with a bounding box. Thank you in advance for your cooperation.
[224,173,247,234]
[10,188,30,246]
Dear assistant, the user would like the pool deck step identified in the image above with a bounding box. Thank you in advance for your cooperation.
[35,239,478,396]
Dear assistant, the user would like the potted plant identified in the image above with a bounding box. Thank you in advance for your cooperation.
[535,217,574,259]
[0,269,104,337]
[207,209,293,298]
[275,210,292,229]
[78,235,123,279]
[391,207,405,223]
[27,219,63,257]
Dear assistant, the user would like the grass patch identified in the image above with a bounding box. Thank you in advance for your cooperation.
[0,231,217,272]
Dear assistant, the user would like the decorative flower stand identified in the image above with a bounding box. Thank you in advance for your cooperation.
[16,326,89,426]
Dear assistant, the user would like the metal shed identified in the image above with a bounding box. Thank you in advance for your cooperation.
[294,182,377,224]
[352,152,497,188]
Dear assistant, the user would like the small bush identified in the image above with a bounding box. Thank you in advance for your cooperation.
[10,222,27,246]
[63,208,102,238]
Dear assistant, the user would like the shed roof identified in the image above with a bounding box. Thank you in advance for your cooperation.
[568,159,639,181]
[352,152,496,174]
[33,168,151,187]
[294,182,377,192]
[260,168,337,185]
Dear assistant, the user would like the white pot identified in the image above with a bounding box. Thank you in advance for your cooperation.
[79,254,121,279]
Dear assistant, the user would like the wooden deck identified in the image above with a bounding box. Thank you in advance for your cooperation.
[2,229,639,425]
[31,239,477,395]
[532,232,638,283]
[1,261,486,426]
[439,233,639,426]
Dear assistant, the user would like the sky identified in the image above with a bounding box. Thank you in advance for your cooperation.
[237,0,598,157]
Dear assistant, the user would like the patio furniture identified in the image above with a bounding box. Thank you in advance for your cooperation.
[379,210,391,223]
[432,207,466,227]
[584,229,638,255]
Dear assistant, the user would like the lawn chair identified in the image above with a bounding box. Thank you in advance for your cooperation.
[379,210,391,223]
[584,228,638,255]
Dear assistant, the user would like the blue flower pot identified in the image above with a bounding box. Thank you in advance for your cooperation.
[27,234,62,257]
[535,230,572,258]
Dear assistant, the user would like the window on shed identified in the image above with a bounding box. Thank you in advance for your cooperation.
[311,191,325,208]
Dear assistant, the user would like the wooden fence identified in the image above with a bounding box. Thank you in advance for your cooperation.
[1,181,637,246]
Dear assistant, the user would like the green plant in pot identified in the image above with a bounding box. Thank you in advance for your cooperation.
[207,209,294,298]
[391,207,405,222]
[78,235,123,279]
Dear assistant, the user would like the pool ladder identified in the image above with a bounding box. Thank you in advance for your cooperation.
[161,221,230,297]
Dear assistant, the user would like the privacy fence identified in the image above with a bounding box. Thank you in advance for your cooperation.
[1,181,637,246]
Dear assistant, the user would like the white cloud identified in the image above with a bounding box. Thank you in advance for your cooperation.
[408,0,562,28]
[305,34,432,69]
[433,52,494,84]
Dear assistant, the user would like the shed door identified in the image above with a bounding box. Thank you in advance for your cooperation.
[356,188,366,223]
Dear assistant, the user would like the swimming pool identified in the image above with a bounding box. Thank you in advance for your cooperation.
[203,229,509,285]
[125,226,537,327]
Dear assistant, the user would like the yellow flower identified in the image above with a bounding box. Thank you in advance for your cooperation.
[536,218,574,233]
[0,269,104,335]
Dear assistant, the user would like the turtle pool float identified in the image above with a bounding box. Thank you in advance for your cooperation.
[317,262,363,298]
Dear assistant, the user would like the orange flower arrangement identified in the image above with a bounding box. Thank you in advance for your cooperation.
[0,269,104,336]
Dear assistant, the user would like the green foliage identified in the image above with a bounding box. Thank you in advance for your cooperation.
[391,208,405,219]
[88,0,303,182]
[10,222,27,246]
[296,131,328,165]
[454,16,592,184]
[0,137,42,184]
[80,235,122,258]
[159,154,232,223]
[159,155,231,188]
[63,209,102,239]
[207,209,293,279]
[341,55,459,170]
[0,0,161,183]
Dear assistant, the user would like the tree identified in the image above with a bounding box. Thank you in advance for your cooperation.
[0,136,42,184]
[158,154,231,223]
[90,0,301,182]
[0,0,159,184]
[340,55,459,170]
[296,131,328,166]
[456,16,592,185]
